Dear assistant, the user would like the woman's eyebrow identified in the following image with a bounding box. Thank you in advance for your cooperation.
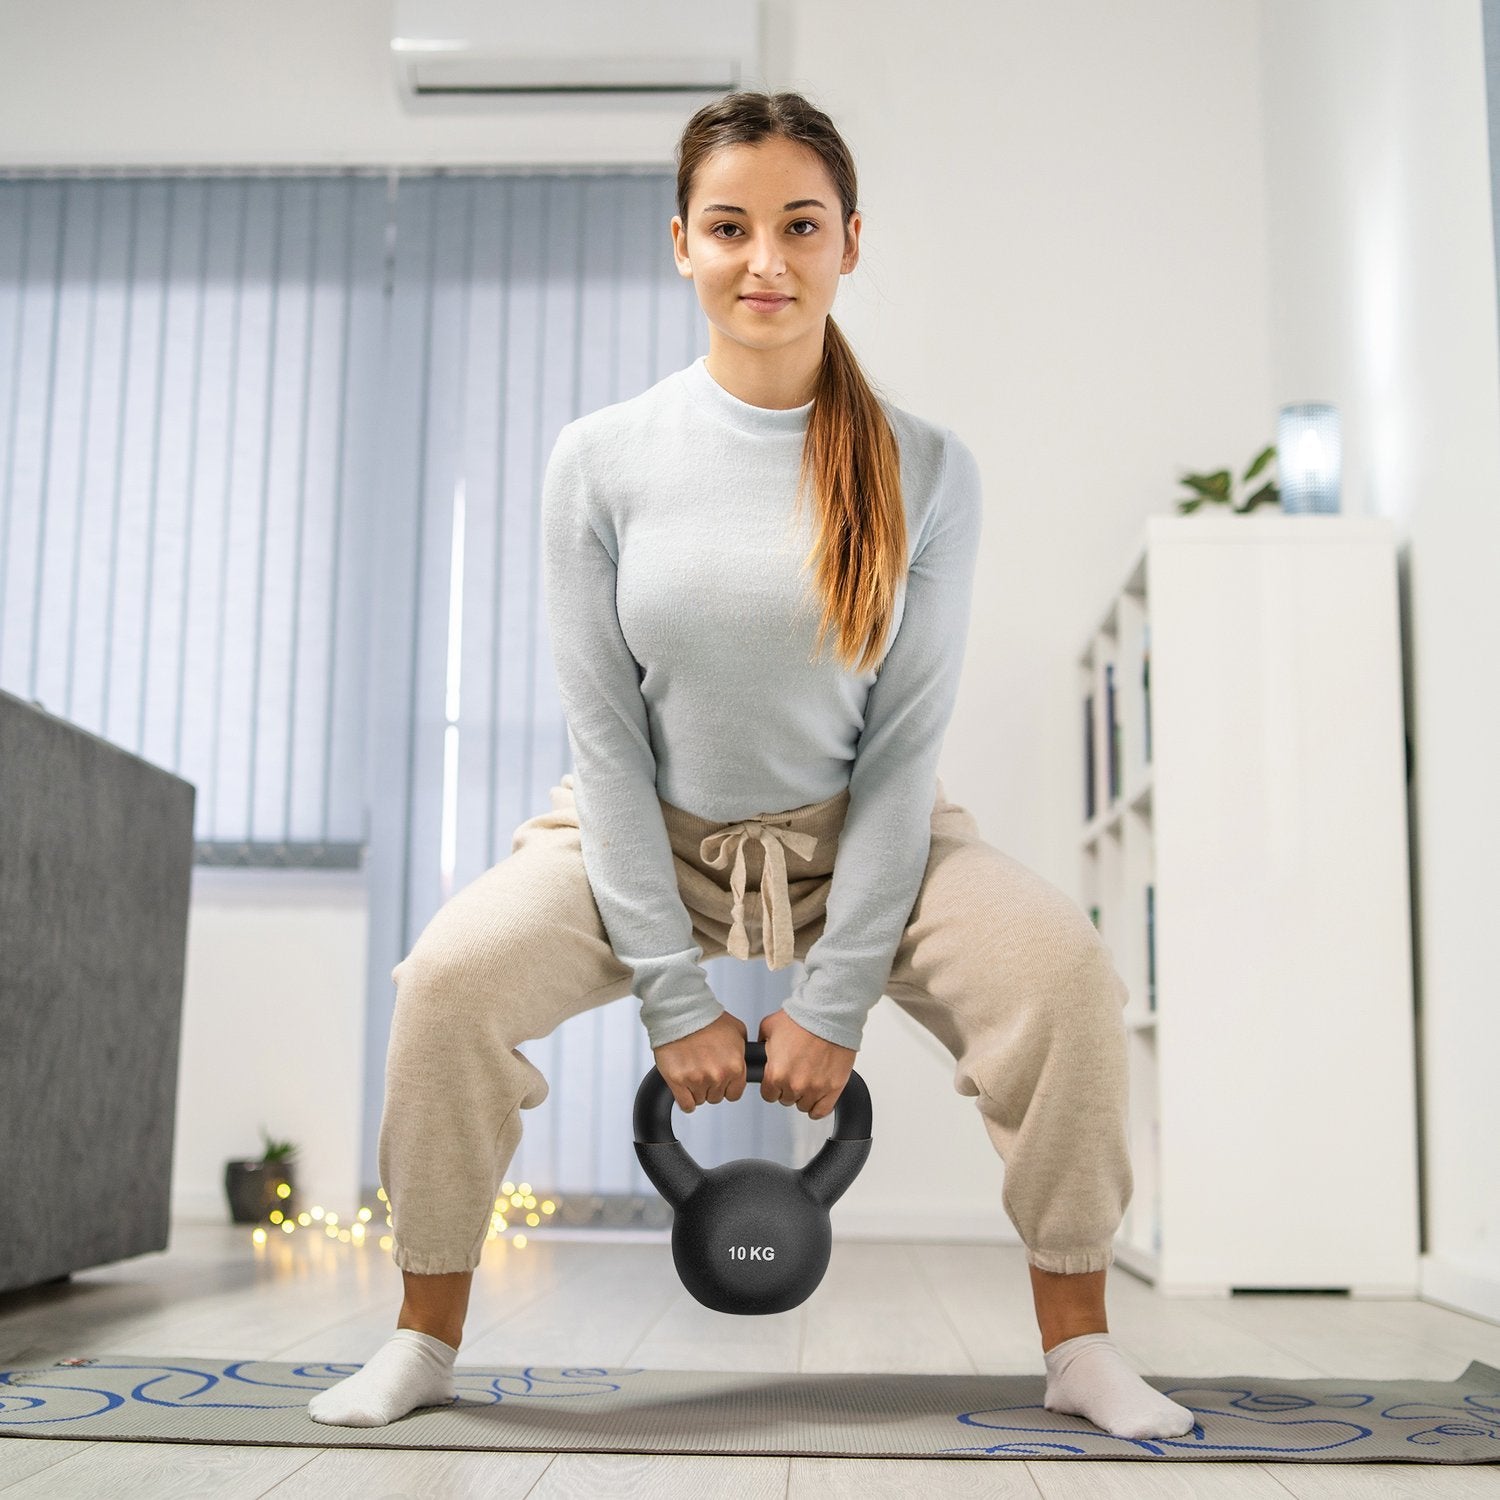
[699,199,828,214]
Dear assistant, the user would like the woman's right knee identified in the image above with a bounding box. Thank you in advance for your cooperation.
[389,860,605,1018]
[390,907,533,1005]
[391,947,467,1006]
[389,938,518,1034]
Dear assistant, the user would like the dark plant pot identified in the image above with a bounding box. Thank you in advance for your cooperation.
[224,1158,299,1225]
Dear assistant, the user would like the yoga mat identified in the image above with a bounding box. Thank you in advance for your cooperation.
[2,1354,1497,1462]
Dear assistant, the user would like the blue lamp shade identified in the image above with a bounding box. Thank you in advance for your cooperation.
[1277,402,1341,514]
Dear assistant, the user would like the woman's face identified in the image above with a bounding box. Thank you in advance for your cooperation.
[672,137,860,356]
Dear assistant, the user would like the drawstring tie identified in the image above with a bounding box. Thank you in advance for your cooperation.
[699,815,819,970]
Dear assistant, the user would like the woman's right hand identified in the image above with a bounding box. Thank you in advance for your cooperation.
[652,1009,749,1113]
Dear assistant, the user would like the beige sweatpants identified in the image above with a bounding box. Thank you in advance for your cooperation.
[379,773,1133,1276]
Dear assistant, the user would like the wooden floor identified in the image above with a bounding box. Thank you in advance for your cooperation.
[1,1221,1497,1497]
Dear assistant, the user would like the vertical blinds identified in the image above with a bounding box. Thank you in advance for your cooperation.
[0,172,390,865]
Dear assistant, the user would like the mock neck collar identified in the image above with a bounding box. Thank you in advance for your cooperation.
[682,354,814,436]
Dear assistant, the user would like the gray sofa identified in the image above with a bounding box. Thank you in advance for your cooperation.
[0,687,195,1295]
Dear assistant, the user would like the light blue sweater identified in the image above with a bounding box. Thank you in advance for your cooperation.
[540,354,982,1052]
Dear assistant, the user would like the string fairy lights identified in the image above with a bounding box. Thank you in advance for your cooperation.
[247,1180,557,1252]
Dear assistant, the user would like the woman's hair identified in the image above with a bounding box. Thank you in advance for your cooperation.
[675,90,906,675]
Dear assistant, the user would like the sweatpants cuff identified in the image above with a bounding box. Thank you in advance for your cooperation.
[392,1245,482,1275]
[1027,1245,1115,1274]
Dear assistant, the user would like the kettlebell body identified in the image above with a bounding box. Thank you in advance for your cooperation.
[633,1040,872,1315]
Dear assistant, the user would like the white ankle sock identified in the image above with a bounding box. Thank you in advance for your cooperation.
[308,1327,459,1427]
[1042,1331,1196,1440]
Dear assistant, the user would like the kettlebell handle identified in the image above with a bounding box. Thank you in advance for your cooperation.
[634,1039,871,1145]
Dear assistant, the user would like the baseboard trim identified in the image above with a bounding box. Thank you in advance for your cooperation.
[1420,1252,1500,1327]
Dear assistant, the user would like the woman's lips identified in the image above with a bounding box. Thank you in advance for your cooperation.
[741,295,792,311]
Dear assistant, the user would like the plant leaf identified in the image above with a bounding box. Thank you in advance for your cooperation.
[1178,469,1232,499]
[1242,444,1276,483]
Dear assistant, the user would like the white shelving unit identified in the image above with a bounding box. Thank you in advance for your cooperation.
[1081,513,1420,1296]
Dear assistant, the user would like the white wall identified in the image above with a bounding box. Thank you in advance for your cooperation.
[1255,0,1500,1321]
[3,0,1494,1319]
[175,869,368,1224]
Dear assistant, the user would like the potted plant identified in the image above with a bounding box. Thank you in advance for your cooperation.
[1175,443,1279,513]
[225,1126,300,1225]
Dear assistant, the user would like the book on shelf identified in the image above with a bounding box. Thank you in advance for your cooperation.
[1146,882,1156,1011]
[1083,692,1095,821]
[1105,662,1119,802]
[1142,620,1152,766]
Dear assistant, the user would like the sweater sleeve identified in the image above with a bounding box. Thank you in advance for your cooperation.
[540,420,726,1050]
[782,428,984,1052]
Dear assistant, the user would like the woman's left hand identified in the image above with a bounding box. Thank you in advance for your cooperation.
[757,1008,856,1121]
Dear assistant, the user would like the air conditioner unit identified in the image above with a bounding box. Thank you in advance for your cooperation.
[390,0,761,99]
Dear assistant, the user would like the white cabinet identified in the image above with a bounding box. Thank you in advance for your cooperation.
[1081,514,1420,1296]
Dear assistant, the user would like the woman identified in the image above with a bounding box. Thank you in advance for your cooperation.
[311,90,1193,1442]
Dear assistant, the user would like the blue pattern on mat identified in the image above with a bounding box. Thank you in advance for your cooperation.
[0,1360,632,1422]
[941,1381,1500,1457]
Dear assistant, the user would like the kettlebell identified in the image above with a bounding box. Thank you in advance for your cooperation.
[633,1039,872,1315]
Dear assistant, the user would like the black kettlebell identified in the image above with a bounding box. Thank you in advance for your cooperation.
[633,1039,872,1315]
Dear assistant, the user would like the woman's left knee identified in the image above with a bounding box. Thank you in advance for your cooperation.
[1031,910,1128,1019]
[1068,932,1129,1010]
